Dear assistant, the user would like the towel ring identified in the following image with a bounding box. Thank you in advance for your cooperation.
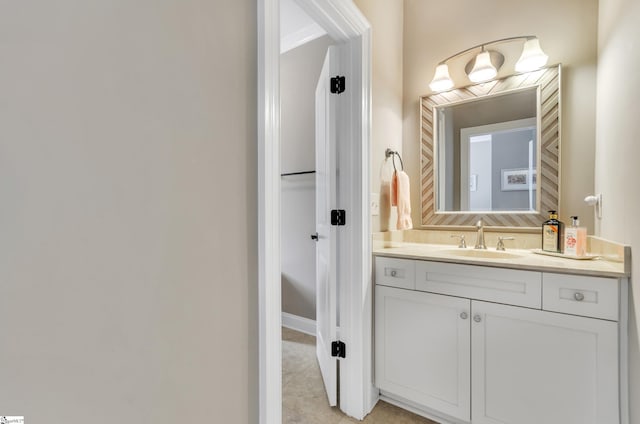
[385,148,404,172]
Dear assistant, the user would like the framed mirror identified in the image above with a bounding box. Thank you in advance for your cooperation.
[420,65,560,228]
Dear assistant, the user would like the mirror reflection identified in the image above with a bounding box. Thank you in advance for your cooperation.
[420,65,560,228]
[436,87,538,212]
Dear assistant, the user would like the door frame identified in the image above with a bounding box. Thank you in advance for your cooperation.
[257,0,374,422]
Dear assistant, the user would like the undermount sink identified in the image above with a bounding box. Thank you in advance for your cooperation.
[439,249,523,260]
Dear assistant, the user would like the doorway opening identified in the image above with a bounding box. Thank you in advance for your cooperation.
[279,0,336,414]
[258,0,373,422]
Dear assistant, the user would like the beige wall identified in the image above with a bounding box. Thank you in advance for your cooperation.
[354,0,404,232]
[0,1,257,423]
[402,0,598,231]
[596,0,640,422]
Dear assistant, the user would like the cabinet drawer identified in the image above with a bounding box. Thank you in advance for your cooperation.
[415,261,542,308]
[543,273,619,321]
[375,257,415,290]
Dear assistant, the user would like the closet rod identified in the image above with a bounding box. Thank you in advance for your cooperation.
[280,170,316,177]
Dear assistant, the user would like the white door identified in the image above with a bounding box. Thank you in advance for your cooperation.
[471,301,619,424]
[375,285,471,421]
[315,46,339,406]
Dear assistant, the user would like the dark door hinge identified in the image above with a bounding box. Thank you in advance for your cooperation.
[330,76,345,94]
[330,209,346,226]
[331,340,346,358]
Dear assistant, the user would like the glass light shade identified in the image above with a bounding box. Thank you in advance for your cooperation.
[429,64,454,92]
[515,38,549,72]
[468,51,497,83]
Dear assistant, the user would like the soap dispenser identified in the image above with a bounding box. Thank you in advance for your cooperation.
[564,216,587,257]
[542,210,564,253]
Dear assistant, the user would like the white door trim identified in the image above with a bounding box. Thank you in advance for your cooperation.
[257,0,282,423]
[258,0,374,422]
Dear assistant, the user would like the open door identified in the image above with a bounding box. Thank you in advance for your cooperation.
[314,46,338,406]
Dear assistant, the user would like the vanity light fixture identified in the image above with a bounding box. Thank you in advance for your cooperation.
[468,48,498,83]
[515,38,549,73]
[428,36,549,92]
[429,64,454,92]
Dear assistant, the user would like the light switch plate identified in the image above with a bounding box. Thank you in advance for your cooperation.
[371,192,380,216]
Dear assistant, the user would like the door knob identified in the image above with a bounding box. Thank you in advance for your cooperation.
[460,312,468,320]
[473,315,482,323]
[310,232,319,241]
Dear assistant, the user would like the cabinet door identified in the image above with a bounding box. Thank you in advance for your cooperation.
[375,285,471,421]
[471,301,619,424]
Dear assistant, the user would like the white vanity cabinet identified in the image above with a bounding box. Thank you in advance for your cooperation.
[375,285,471,421]
[471,301,619,424]
[374,257,627,424]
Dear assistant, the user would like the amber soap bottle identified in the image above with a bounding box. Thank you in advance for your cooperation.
[542,210,564,253]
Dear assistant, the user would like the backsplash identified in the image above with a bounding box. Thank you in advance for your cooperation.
[373,230,630,273]
[374,229,543,250]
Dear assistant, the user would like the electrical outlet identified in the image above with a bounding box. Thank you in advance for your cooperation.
[371,193,380,216]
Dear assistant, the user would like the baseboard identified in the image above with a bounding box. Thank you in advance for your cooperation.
[282,312,316,336]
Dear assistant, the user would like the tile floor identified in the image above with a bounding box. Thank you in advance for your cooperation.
[282,327,437,424]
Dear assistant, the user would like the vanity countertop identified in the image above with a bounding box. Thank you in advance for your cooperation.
[373,240,630,278]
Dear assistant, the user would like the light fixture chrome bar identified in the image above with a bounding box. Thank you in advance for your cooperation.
[435,35,537,66]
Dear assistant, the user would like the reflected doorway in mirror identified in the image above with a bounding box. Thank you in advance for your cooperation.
[459,118,537,212]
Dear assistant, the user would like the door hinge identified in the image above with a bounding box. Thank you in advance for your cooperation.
[331,340,346,358]
[330,209,346,226]
[330,76,345,94]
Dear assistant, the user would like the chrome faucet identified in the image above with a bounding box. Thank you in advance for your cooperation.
[451,234,467,248]
[475,219,487,249]
[496,236,515,251]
